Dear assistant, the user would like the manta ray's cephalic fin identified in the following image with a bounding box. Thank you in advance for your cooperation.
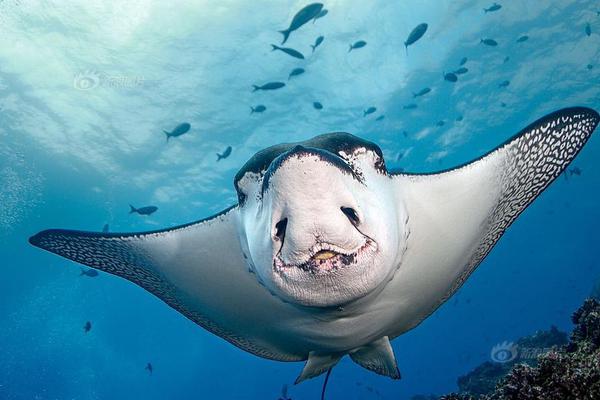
[349,336,401,379]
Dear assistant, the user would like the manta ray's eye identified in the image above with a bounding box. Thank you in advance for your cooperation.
[274,218,288,241]
[341,207,360,225]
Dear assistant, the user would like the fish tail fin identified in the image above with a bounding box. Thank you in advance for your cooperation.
[252,85,260,92]
[129,205,136,214]
[80,268,86,276]
[163,130,170,142]
[412,92,417,98]
[270,44,279,52]
[311,44,315,53]
[216,153,223,162]
[348,44,352,53]
[250,107,255,114]
[278,30,290,45]
[405,43,408,56]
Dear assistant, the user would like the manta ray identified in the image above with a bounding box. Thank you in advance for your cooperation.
[30,107,598,382]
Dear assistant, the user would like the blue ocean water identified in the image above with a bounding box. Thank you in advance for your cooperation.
[1,1,599,399]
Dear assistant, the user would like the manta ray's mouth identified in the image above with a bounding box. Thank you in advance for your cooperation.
[274,240,376,275]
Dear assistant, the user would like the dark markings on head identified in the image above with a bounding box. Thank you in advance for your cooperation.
[234,132,386,205]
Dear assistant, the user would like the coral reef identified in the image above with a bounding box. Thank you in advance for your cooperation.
[436,298,600,400]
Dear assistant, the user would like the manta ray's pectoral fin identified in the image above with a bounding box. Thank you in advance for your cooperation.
[349,336,400,379]
[295,351,343,384]
[391,107,599,329]
[28,206,300,362]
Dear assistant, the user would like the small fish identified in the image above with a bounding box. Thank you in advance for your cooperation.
[83,321,92,333]
[500,102,507,107]
[403,103,418,110]
[481,38,498,46]
[444,72,458,82]
[271,44,304,59]
[484,3,502,13]
[517,35,529,43]
[145,363,153,375]
[585,23,591,37]
[217,146,232,161]
[459,57,468,66]
[279,3,324,44]
[279,383,290,400]
[102,224,109,233]
[288,67,305,80]
[569,167,582,176]
[163,122,191,142]
[311,35,324,52]
[404,23,428,52]
[252,82,285,92]
[313,8,328,23]
[436,120,445,127]
[348,40,367,52]
[503,56,510,63]
[363,106,376,116]
[313,101,323,110]
[129,205,158,216]
[498,80,510,88]
[80,268,99,277]
[250,105,266,114]
[454,67,468,75]
[456,115,464,122]
[375,115,385,121]
[402,130,408,138]
[396,151,405,162]
[587,64,594,70]
[413,87,431,97]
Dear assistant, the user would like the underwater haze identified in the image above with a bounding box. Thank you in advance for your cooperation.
[1,0,599,399]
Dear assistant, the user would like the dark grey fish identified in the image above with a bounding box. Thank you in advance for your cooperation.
[145,363,153,374]
[499,80,510,88]
[396,151,405,162]
[517,35,529,43]
[569,167,582,176]
[484,3,502,13]
[271,44,304,59]
[348,40,367,52]
[444,72,458,82]
[313,8,328,23]
[404,23,428,52]
[129,205,158,216]
[413,87,431,97]
[456,115,464,122]
[363,107,376,116]
[500,102,507,107]
[454,67,468,75]
[436,120,445,127]
[217,146,232,161]
[313,101,323,110]
[375,115,385,121]
[587,64,594,70]
[80,268,99,277]
[251,105,266,114]
[403,103,418,110]
[164,122,191,142]
[459,57,468,66]
[252,82,285,92]
[279,3,324,44]
[311,35,324,52]
[102,223,109,233]
[585,23,591,37]
[402,130,408,138]
[288,67,305,80]
[84,321,92,333]
[503,56,510,63]
[481,38,498,46]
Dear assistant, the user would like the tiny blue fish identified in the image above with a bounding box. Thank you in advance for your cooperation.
[349,40,367,52]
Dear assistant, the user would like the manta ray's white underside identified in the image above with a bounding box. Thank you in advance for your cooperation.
[29,107,599,381]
